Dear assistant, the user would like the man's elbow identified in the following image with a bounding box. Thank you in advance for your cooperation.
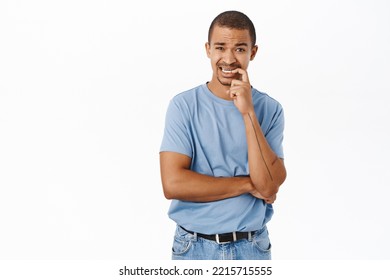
[162,183,174,200]
[163,190,173,200]
[254,170,287,198]
[277,167,287,187]
[256,183,279,199]
[162,179,179,200]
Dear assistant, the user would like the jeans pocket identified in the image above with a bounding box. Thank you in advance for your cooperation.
[252,227,272,253]
[172,227,192,256]
[172,237,192,256]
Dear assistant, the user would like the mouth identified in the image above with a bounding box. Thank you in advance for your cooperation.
[221,68,234,74]
[219,66,240,79]
[220,67,237,74]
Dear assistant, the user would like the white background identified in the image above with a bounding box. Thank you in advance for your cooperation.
[1,0,389,260]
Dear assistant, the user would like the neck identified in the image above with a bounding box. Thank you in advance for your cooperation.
[207,79,232,101]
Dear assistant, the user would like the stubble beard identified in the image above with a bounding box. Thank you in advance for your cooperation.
[217,76,232,87]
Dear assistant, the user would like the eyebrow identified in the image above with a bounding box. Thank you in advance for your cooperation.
[213,42,249,47]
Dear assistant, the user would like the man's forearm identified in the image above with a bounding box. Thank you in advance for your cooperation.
[163,170,253,202]
[244,111,287,198]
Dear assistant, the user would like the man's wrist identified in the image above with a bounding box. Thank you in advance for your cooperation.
[239,176,255,194]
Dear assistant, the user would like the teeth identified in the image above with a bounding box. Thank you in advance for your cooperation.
[222,69,234,73]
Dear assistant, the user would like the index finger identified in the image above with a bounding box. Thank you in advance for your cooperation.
[232,68,250,83]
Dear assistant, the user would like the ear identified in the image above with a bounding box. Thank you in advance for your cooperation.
[250,45,259,61]
[205,42,211,58]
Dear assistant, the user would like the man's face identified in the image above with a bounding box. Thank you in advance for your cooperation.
[206,26,258,88]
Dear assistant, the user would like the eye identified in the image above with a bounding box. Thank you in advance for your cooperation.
[236,48,246,53]
[215,46,224,51]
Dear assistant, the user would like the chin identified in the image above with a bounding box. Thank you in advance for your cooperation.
[217,77,233,87]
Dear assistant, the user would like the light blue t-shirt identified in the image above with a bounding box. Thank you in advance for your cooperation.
[160,83,284,234]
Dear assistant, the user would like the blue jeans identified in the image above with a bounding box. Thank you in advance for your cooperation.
[171,225,272,260]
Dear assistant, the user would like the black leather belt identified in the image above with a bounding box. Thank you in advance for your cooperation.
[180,226,255,244]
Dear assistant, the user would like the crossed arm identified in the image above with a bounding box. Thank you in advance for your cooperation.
[160,69,286,203]
[160,151,256,202]
[160,118,286,204]
[160,129,285,204]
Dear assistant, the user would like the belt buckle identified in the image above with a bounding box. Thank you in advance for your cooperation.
[215,232,237,244]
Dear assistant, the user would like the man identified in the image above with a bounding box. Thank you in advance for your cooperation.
[159,10,286,260]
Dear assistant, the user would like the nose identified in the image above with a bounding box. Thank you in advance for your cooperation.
[222,49,237,65]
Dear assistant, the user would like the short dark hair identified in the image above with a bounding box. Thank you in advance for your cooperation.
[208,11,256,46]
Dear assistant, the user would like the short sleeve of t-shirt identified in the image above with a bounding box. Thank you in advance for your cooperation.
[160,97,193,158]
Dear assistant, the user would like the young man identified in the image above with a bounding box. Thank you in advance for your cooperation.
[160,11,286,260]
